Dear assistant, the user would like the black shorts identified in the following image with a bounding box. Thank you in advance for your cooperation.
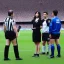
[42,33,50,42]
[51,33,60,39]
[32,31,41,43]
[5,31,16,41]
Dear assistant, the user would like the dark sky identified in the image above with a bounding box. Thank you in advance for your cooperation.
[0,0,64,22]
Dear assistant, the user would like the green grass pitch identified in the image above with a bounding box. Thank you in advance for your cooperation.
[0,30,64,64]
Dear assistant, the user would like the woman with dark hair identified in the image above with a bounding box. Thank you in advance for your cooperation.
[31,11,42,57]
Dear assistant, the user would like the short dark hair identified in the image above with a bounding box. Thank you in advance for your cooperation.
[8,10,13,16]
[43,12,48,15]
[53,10,58,16]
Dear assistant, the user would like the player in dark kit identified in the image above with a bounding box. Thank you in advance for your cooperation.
[41,12,51,55]
[49,10,61,58]
[31,11,42,57]
[3,10,22,60]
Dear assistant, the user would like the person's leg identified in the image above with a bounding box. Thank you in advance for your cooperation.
[4,39,10,60]
[33,42,40,57]
[42,41,46,54]
[50,39,55,58]
[47,41,50,55]
[12,38,22,60]
[55,39,61,57]
[37,43,40,54]
[42,33,46,54]
[47,33,51,55]
[37,43,40,56]
[33,43,37,57]
[47,41,51,55]
[47,36,51,55]
[36,43,40,57]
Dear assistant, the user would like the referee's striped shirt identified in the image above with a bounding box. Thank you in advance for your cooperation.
[4,17,16,31]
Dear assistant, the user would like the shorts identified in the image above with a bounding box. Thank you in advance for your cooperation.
[5,31,16,41]
[51,33,60,39]
[42,33,50,42]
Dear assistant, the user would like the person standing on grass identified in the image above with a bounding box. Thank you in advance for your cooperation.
[49,10,61,58]
[3,10,22,61]
[41,12,51,55]
[31,11,42,57]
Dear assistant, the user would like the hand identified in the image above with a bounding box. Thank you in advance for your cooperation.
[49,34,51,38]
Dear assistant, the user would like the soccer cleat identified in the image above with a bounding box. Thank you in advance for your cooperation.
[4,58,10,61]
[56,55,61,58]
[16,58,23,60]
[32,54,39,57]
[50,55,54,58]
[32,54,37,57]
[37,54,39,57]
[46,52,49,55]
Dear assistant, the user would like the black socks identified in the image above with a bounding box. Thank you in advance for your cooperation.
[4,45,10,59]
[13,45,20,59]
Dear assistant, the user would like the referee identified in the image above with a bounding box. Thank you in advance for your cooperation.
[3,10,22,60]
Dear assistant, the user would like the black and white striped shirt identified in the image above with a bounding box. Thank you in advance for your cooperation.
[4,17,16,31]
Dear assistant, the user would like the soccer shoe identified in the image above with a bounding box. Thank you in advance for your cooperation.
[4,58,10,61]
[16,58,23,60]
[50,55,54,58]
[56,55,61,58]
[37,54,39,57]
[32,54,37,57]
[32,54,39,57]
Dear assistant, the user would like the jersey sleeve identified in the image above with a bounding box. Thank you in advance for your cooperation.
[47,19,51,26]
[4,18,7,26]
[12,19,16,25]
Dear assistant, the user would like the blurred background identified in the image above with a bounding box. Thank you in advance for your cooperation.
[0,0,64,29]
[0,0,64,21]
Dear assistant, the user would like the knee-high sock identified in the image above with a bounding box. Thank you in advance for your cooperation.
[57,44,61,56]
[42,46,46,53]
[51,44,55,56]
[13,45,20,58]
[4,45,9,59]
[47,44,51,53]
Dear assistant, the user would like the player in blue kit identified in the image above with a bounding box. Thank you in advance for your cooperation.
[49,10,61,58]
